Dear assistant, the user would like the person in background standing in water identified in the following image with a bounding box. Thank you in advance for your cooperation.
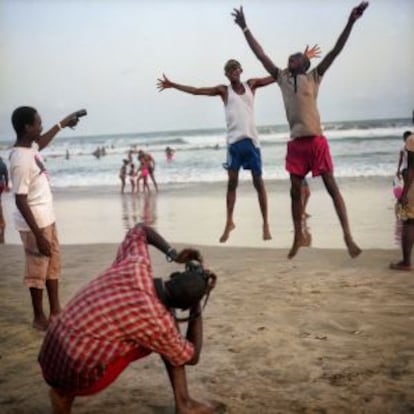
[138,150,158,192]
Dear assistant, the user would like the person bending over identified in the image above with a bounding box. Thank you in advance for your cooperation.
[38,223,224,414]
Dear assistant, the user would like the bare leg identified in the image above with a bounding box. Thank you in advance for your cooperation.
[219,170,238,243]
[29,287,48,331]
[163,359,225,414]
[288,174,305,259]
[0,198,5,244]
[301,183,311,218]
[49,388,74,414]
[150,170,158,192]
[46,279,61,320]
[321,172,362,258]
[390,219,414,270]
[252,174,271,240]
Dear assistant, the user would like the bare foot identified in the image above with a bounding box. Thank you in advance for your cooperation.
[33,316,49,331]
[262,224,272,241]
[49,388,74,414]
[345,236,362,258]
[287,234,305,259]
[177,398,226,414]
[389,261,412,271]
[219,222,235,243]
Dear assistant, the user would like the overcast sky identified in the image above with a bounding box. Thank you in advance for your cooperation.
[1,0,413,139]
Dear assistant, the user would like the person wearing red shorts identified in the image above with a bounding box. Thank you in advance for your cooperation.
[38,224,223,414]
[233,2,368,258]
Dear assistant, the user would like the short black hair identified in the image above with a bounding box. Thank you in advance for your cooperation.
[164,269,209,310]
[11,106,37,135]
[403,130,412,140]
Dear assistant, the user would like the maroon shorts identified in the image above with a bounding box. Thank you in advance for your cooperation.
[75,348,151,396]
[285,135,334,178]
[44,347,151,397]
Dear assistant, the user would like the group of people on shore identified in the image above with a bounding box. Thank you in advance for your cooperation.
[119,148,158,194]
[4,2,414,414]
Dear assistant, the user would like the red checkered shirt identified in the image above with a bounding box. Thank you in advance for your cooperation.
[38,226,194,393]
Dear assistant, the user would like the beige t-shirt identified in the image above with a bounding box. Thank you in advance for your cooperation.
[277,68,323,138]
[9,146,55,231]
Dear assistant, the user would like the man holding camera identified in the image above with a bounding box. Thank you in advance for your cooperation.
[9,107,85,331]
[38,223,223,414]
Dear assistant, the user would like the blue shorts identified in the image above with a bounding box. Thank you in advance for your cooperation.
[223,138,262,176]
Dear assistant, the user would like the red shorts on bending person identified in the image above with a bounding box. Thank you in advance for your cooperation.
[285,135,334,177]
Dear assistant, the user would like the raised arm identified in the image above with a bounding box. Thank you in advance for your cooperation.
[316,2,368,77]
[232,6,280,79]
[37,112,81,151]
[157,74,227,102]
[138,223,203,263]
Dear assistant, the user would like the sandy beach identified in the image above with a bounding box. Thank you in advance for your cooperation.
[1,177,413,413]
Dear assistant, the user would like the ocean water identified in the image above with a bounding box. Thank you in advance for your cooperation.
[0,117,412,189]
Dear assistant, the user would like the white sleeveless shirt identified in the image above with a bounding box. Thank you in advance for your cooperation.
[224,82,259,147]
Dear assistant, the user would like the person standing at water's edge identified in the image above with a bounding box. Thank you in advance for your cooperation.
[232,3,366,258]
[9,106,84,331]
[392,132,414,271]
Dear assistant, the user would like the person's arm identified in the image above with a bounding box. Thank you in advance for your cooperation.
[37,112,81,151]
[184,302,203,365]
[232,6,280,79]
[15,194,51,256]
[247,76,276,93]
[138,223,203,263]
[157,74,227,102]
[397,150,404,178]
[316,2,368,77]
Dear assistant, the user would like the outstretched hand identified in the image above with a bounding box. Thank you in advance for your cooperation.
[61,112,80,129]
[157,74,172,92]
[349,1,369,22]
[231,6,247,29]
[175,248,203,264]
[304,44,321,60]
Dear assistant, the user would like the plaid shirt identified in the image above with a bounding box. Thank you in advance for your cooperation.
[38,226,194,393]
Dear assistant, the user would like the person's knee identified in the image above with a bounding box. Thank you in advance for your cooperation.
[227,177,238,191]
[252,175,264,191]
[290,180,302,199]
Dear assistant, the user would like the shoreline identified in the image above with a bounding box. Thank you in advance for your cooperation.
[1,176,400,251]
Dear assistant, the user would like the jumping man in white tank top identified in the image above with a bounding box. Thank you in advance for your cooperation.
[157,51,320,243]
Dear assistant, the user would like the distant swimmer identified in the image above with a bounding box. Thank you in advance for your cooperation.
[165,146,175,162]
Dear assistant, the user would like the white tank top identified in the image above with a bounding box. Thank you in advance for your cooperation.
[225,82,259,147]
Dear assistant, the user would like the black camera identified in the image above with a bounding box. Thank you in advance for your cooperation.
[75,109,87,118]
[185,260,208,280]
